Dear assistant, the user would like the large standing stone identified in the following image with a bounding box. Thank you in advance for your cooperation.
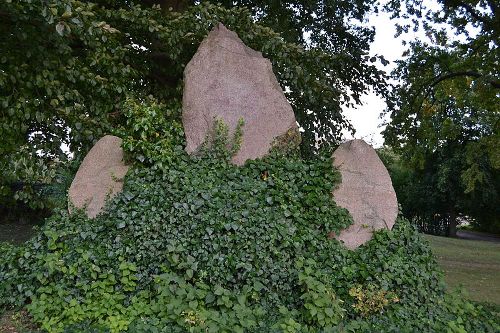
[68,135,129,218]
[332,139,398,249]
[182,23,298,165]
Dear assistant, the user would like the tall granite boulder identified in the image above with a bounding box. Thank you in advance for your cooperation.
[332,139,398,249]
[68,135,129,218]
[182,23,299,165]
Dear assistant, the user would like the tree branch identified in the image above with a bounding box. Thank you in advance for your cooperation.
[454,1,489,26]
[430,71,500,89]
[453,0,499,35]
[417,70,500,112]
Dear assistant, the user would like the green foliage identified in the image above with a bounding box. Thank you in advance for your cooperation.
[0,241,24,307]
[1,0,388,208]
[198,117,245,162]
[379,147,500,235]
[27,258,143,333]
[117,97,185,168]
[2,1,499,331]
[0,147,57,209]
[1,0,133,206]
[135,272,265,332]
[1,119,499,331]
[382,0,499,234]
[297,259,345,327]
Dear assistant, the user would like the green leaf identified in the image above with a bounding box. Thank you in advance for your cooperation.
[56,22,65,36]
[214,285,224,296]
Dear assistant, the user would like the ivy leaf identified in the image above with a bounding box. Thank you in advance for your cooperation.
[56,22,65,36]
[214,285,225,296]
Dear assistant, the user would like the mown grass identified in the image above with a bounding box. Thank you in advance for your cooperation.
[425,234,500,305]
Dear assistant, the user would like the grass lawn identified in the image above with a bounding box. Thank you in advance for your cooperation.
[425,234,500,305]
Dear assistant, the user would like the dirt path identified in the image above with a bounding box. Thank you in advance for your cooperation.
[457,230,500,243]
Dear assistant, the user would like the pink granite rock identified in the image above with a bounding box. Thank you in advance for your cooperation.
[182,23,298,165]
[332,139,398,249]
[68,135,129,218]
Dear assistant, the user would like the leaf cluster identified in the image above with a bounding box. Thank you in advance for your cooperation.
[1,116,499,331]
[1,0,389,208]
[381,0,499,233]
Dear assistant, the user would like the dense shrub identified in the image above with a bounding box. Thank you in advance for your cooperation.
[1,101,499,332]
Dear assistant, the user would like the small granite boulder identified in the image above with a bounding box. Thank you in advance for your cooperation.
[182,23,298,165]
[68,135,129,218]
[332,139,398,249]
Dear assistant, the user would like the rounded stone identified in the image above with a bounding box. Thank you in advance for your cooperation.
[68,135,129,218]
[182,23,298,165]
[332,139,398,249]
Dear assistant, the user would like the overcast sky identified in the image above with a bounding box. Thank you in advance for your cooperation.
[342,10,407,148]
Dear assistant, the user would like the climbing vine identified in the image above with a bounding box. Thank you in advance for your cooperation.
[1,100,498,332]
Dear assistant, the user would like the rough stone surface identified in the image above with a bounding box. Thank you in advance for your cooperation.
[332,139,398,249]
[182,23,298,165]
[68,135,129,218]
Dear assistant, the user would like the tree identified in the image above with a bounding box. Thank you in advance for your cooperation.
[383,0,499,235]
[380,144,499,236]
[0,0,388,208]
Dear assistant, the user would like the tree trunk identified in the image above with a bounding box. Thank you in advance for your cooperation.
[448,208,457,237]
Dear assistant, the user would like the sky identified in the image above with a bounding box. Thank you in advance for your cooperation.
[342,11,406,148]
[343,0,461,148]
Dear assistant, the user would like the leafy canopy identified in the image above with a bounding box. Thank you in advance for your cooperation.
[0,0,388,208]
[382,0,499,234]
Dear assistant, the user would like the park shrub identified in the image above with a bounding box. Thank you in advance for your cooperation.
[1,100,499,332]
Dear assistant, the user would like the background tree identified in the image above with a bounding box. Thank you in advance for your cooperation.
[0,0,388,209]
[383,0,499,235]
[380,143,499,236]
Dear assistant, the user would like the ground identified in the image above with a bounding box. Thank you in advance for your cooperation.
[0,310,37,333]
[0,209,46,245]
[425,232,500,305]
[0,220,38,245]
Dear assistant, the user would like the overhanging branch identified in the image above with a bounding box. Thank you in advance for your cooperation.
[454,1,489,26]
[430,71,500,89]
[417,70,500,112]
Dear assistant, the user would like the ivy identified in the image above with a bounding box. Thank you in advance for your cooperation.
[296,259,346,327]
[117,97,185,168]
[1,103,499,332]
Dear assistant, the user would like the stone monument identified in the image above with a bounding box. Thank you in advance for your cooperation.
[68,135,129,218]
[182,23,298,165]
[332,139,398,249]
